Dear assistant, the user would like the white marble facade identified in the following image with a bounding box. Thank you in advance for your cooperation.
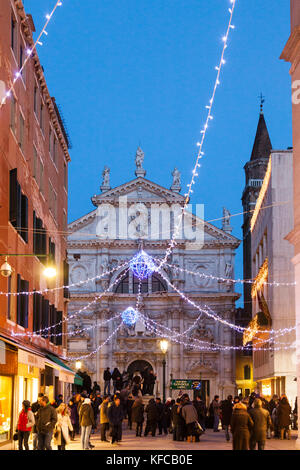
[67,151,241,402]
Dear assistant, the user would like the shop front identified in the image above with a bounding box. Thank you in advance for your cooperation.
[0,339,18,446]
[43,354,76,402]
[17,348,45,414]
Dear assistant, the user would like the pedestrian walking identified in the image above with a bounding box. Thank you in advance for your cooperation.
[131,397,144,437]
[79,397,95,450]
[193,396,207,434]
[144,398,159,437]
[36,396,57,450]
[278,396,292,440]
[230,402,254,450]
[103,367,112,395]
[68,399,78,440]
[31,393,44,450]
[179,394,198,443]
[107,395,124,445]
[99,396,110,441]
[249,398,272,450]
[220,395,233,442]
[17,400,35,450]
[53,403,73,450]
[212,395,221,432]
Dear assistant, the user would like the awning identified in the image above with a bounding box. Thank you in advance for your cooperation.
[74,374,84,386]
[46,353,76,384]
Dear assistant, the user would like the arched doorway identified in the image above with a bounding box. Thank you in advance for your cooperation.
[127,360,153,377]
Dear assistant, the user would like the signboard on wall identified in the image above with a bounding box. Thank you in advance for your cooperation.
[171,379,201,390]
[18,349,45,369]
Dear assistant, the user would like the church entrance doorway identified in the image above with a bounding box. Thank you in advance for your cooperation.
[127,360,153,377]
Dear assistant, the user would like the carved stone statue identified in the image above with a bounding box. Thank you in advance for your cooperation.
[222,207,232,233]
[100,166,111,192]
[135,147,146,178]
[171,168,181,192]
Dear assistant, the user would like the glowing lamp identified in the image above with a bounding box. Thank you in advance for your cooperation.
[160,339,169,355]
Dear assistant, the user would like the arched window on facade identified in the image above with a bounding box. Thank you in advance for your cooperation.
[114,271,167,294]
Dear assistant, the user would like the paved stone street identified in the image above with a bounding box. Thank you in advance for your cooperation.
[3,420,298,451]
[6,426,297,451]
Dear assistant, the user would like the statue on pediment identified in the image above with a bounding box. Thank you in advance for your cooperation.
[100,166,111,192]
[135,147,146,178]
[171,168,181,192]
[222,207,232,233]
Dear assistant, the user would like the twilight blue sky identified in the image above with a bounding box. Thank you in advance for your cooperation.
[23,0,292,305]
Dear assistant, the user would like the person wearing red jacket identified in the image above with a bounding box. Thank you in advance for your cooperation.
[17,400,35,450]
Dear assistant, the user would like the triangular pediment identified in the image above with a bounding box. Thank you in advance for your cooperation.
[68,178,240,248]
[91,177,185,206]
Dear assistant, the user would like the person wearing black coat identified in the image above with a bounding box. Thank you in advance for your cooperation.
[111,368,122,394]
[107,396,124,444]
[193,396,207,432]
[171,399,185,441]
[144,398,159,437]
[277,397,292,440]
[221,395,233,442]
[155,398,167,435]
[230,402,254,450]
[131,398,145,436]
[103,368,112,395]
[127,395,134,430]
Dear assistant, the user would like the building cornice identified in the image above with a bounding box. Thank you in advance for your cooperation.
[280,26,300,73]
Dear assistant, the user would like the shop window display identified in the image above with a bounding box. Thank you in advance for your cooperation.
[0,376,13,442]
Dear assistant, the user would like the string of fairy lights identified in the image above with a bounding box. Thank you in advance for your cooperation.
[0,0,64,109]
[2,0,296,362]
[157,0,237,273]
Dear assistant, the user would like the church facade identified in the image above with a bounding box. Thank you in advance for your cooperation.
[66,149,240,403]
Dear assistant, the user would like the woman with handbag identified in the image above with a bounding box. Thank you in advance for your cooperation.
[17,400,35,450]
[53,403,73,450]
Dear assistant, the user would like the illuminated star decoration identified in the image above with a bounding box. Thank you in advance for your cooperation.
[129,250,156,280]
[121,307,140,327]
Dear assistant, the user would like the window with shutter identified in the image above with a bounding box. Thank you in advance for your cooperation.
[56,311,63,346]
[7,276,12,320]
[63,260,69,298]
[41,298,49,339]
[19,112,25,151]
[9,169,18,226]
[20,194,28,242]
[10,95,16,133]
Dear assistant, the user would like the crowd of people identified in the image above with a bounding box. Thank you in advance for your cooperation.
[14,367,297,451]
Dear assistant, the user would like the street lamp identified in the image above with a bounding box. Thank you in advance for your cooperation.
[75,361,82,370]
[159,339,169,403]
[0,254,57,279]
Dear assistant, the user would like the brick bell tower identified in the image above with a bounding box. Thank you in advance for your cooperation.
[241,100,272,319]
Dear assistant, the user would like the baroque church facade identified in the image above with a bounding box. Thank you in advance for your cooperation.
[66,149,240,402]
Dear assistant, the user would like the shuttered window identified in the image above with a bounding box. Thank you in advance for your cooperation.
[9,169,28,243]
[17,275,29,328]
[41,298,49,339]
[56,311,63,346]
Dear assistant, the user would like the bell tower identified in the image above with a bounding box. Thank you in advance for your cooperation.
[241,100,272,318]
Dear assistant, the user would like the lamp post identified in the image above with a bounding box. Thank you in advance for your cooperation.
[0,254,57,279]
[159,339,169,403]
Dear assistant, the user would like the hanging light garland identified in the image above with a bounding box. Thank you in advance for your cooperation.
[164,262,297,288]
[157,0,238,272]
[12,267,130,337]
[0,260,129,296]
[0,0,64,109]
